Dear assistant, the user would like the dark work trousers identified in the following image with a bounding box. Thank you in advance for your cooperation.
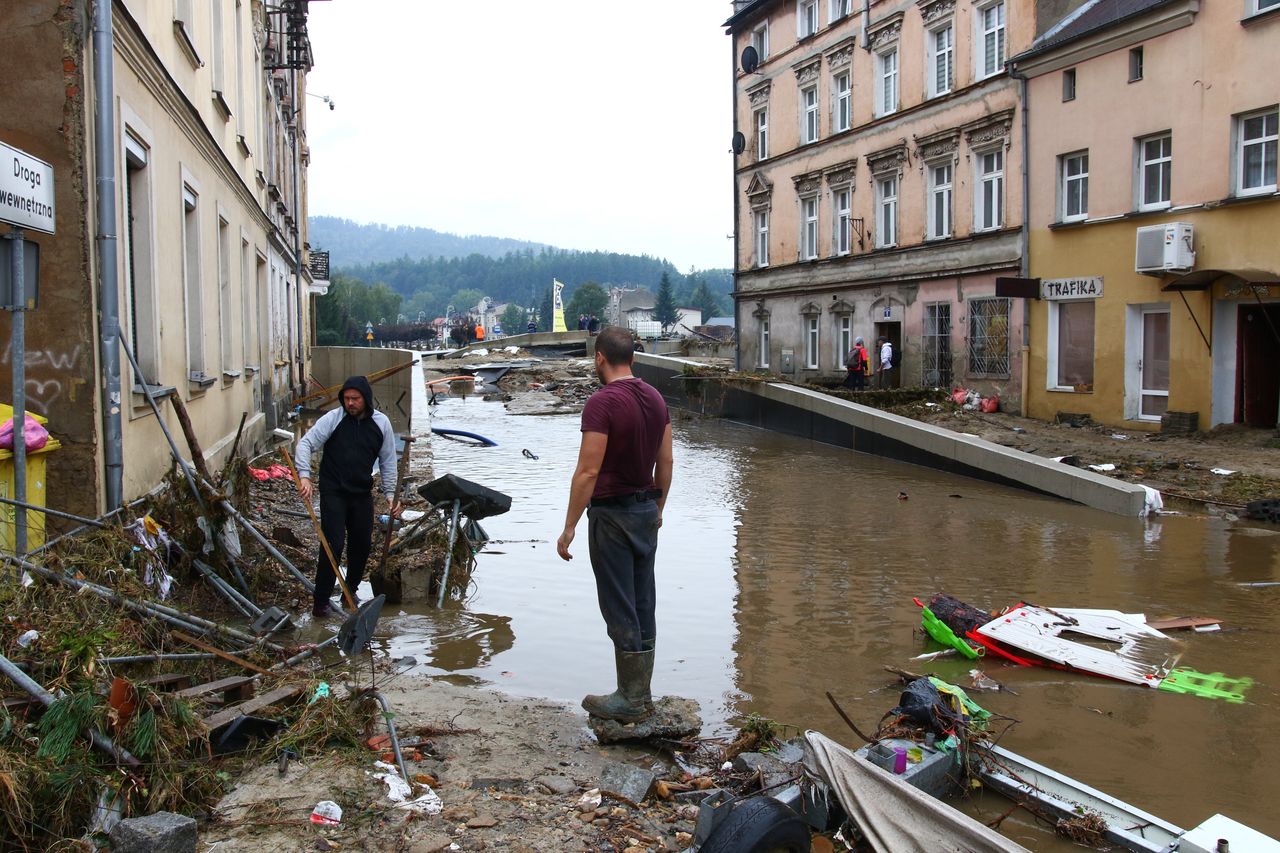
[587,500,659,653]
[314,489,375,608]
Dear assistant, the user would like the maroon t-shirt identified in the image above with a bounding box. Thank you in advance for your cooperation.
[580,377,670,499]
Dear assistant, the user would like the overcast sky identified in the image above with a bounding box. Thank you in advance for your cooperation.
[304,1,736,272]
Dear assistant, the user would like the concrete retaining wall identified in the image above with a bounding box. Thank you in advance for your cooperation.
[632,354,1146,517]
[311,347,416,430]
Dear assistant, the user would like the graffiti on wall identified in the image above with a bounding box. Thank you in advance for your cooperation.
[0,343,85,415]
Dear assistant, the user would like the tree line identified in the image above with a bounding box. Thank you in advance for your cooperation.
[316,246,733,345]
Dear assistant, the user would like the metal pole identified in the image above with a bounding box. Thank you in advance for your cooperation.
[0,493,108,528]
[93,0,123,511]
[7,226,27,557]
[436,499,461,608]
[0,653,140,768]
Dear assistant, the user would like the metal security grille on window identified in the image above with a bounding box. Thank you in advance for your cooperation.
[968,298,1010,377]
[922,303,952,387]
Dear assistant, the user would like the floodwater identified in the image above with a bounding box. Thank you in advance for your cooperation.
[381,359,1280,844]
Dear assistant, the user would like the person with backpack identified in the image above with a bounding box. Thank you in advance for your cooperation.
[843,336,869,390]
[877,336,894,389]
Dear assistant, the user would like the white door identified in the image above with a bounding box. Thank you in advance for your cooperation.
[1139,308,1170,419]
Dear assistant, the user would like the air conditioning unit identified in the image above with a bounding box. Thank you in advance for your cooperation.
[1135,222,1195,274]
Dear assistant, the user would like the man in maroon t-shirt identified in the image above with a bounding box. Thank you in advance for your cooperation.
[558,326,673,723]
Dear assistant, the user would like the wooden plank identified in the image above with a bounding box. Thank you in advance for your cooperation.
[177,675,256,703]
[1146,616,1222,631]
[202,685,303,732]
[140,673,192,691]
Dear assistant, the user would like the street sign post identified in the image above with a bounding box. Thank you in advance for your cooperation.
[0,140,54,559]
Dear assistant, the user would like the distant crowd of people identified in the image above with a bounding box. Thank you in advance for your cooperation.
[577,313,600,334]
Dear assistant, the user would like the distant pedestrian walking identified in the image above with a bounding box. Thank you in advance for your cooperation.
[587,314,600,334]
[527,318,538,334]
[843,337,869,391]
[578,314,588,331]
[877,337,894,390]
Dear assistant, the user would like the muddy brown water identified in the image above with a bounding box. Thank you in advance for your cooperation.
[374,363,1279,844]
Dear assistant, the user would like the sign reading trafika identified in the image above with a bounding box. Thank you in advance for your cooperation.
[1041,276,1103,300]
[0,140,55,234]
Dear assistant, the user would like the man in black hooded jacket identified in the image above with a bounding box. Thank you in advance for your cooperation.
[296,376,400,616]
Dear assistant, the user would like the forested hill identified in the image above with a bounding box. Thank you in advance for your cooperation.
[309,216,551,266]
[309,216,734,340]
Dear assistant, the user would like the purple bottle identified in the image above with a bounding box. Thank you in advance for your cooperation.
[892,746,908,774]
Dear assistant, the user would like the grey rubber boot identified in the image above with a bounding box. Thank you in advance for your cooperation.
[582,649,655,723]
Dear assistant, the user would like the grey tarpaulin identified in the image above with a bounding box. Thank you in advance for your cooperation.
[803,731,1029,853]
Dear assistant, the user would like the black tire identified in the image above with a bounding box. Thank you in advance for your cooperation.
[699,796,811,853]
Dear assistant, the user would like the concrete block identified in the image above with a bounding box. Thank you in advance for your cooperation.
[731,752,794,790]
[109,812,197,853]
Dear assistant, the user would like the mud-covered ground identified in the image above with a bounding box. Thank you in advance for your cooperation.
[205,678,713,852]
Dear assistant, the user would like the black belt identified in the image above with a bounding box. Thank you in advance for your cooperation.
[590,489,662,508]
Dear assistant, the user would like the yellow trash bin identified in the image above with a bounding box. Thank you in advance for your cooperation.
[0,404,62,555]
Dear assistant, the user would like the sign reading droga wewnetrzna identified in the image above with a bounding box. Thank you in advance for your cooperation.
[0,140,55,234]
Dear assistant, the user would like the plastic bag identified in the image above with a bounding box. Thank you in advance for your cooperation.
[979,396,1000,413]
[891,679,957,733]
[0,415,48,451]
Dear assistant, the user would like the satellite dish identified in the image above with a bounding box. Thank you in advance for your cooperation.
[731,131,746,155]
[741,45,760,74]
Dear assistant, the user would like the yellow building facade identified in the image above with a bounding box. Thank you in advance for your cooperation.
[1014,0,1280,431]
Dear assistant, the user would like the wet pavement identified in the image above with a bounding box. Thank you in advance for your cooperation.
[380,357,1280,841]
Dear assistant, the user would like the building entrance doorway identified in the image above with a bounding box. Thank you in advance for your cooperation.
[1237,303,1280,427]
[874,321,901,389]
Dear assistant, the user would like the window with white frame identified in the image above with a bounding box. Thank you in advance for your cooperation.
[833,72,851,132]
[1048,300,1095,390]
[754,107,769,160]
[1060,151,1089,221]
[1062,68,1076,101]
[928,24,954,98]
[834,188,852,255]
[123,131,159,384]
[210,0,226,103]
[804,314,820,368]
[837,313,852,367]
[830,0,851,20]
[759,316,771,367]
[876,48,899,117]
[751,23,769,60]
[875,175,898,248]
[240,235,253,370]
[927,162,952,240]
[181,183,205,377]
[975,149,1004,231]
[800,196,819,260]
[977,1,1006,80]
[754,209,770,267]
[798,0,819,38]
[801,86,819,145]
[1249,0,1280,15]
[217,215,234,375]
[1137,133,1172,210]
[1236,107,1278,196]
[968,297,1011,377]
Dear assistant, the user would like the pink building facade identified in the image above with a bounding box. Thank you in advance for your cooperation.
[726,0,1049,407]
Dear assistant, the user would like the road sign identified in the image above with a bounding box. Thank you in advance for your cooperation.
[0,140,55,234]
[366,332,374,341]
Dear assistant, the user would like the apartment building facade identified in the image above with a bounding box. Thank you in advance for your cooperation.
[0,0,316,517]
[1013,0,1280,430]
[726,0,1040,406]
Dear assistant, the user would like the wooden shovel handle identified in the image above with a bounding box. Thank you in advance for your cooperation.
[280,448,356,611]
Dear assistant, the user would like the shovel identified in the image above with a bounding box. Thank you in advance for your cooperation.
[280,449,382,656]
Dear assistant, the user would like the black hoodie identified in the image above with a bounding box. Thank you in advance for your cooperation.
[313,375,389,494]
